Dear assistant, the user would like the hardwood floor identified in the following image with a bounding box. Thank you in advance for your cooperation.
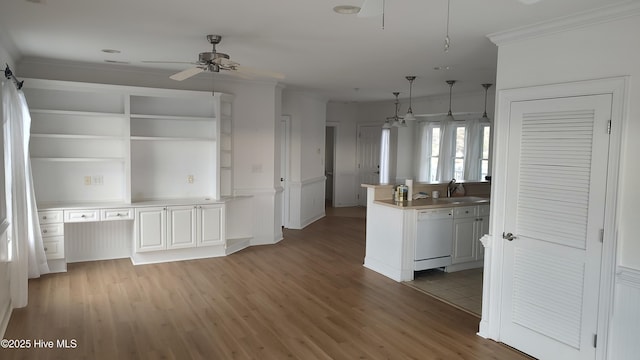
[2,207,530,360]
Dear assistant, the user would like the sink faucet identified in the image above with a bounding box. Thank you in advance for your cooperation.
[447,178,457,197]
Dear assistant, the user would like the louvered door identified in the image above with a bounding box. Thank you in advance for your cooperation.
[500,94,611,360]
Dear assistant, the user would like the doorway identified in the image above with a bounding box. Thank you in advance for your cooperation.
[325,125,336,208]
[356,124,382,206]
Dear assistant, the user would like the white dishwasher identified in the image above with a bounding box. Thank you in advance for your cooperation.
[415,208,453,271]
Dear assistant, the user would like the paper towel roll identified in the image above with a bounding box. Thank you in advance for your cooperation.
[405,179,413,200]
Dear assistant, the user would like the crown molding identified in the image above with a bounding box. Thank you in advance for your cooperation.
[488,1,640,46]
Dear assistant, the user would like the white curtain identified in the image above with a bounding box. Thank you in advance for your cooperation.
[2,79,49,308]
[436,119,454,182]
[415,121,434,182]
[379,127,391,184]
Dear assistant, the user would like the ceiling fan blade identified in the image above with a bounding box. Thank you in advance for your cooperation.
[358,0,384,17]
[234,65,285,80]
[169,67,205,81]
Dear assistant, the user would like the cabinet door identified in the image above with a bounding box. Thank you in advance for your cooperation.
[167,206,197,249]
[135,207,166,252]
[197,205,224,247]
[475,215,489,261]
[452,217,476,264]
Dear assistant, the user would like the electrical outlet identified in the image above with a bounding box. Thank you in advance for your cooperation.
[93,175,103,185]
[187,175,194,184]
[84,176,91,186]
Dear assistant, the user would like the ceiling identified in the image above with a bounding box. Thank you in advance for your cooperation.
[0,0,630,101]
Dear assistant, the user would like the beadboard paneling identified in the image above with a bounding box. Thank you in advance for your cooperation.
[65,221,133,262]
[609,266,640,360]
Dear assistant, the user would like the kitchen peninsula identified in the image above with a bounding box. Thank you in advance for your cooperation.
[362,182,491,282]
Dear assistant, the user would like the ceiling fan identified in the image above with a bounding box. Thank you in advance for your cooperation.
[143,35,285,81]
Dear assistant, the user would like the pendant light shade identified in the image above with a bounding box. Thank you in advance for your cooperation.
[445,80,456,121]
[404,76,416,121]
[481,83,492,121]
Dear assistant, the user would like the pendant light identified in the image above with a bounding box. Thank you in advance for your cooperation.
[444,0,452,52]
[481,83,493,121]
[445,80,456,121]
[404,76,417,121]
[385,92,406,128]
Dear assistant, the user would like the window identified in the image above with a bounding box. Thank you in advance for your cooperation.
[480,125,491,180]
[418,117,491,182]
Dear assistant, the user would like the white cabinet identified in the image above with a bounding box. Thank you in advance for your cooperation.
[38,210,65,260]
[197,204,224,247]
[167,206,197,249]
[135,204,224,253]
[451,205,489,265]
[135,207,167,252]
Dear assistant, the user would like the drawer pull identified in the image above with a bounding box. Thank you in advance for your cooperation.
[43,216,47,220]
[44,247,48,252]
[116,213,122,217]
[81,214,86,218]
[43,229,48,233]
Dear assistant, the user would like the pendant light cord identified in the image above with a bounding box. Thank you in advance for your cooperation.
[444,0,451,52]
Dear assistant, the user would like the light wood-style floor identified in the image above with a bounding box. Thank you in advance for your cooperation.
[3,207,530,360]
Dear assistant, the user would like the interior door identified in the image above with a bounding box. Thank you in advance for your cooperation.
[499,94,611,360]
[357,125,382,206]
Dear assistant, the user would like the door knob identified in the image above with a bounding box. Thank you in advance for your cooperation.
[502,232,517,241]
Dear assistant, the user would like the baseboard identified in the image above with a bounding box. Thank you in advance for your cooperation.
[0,300,11,339]
[226,238,251,255]
[445,260,483,273]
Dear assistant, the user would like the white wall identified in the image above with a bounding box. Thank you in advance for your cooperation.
[282,90,327,228]
[492,11,640,359]
[0,38,16,337]
[17,57,284,245]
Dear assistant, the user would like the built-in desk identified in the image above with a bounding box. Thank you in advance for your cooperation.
[38,196,253,273]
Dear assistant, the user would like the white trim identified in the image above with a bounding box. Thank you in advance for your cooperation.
[289,175,327,187]
[488,2,640,46]
[484,77,626,360]
[233,187,278,195]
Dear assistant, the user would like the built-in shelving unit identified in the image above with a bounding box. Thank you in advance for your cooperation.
[23,79,234,206]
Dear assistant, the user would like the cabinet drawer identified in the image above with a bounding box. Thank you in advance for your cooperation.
[453,206,476,218]
[38,210,63,224]
[64,209,100,223]
[101,208,134,221]
[43,237,64,260]
[41,223,64,237]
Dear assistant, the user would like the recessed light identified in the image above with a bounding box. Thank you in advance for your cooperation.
[333,5,361,14]
[101,49,121,54]
[433,66,452,71]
